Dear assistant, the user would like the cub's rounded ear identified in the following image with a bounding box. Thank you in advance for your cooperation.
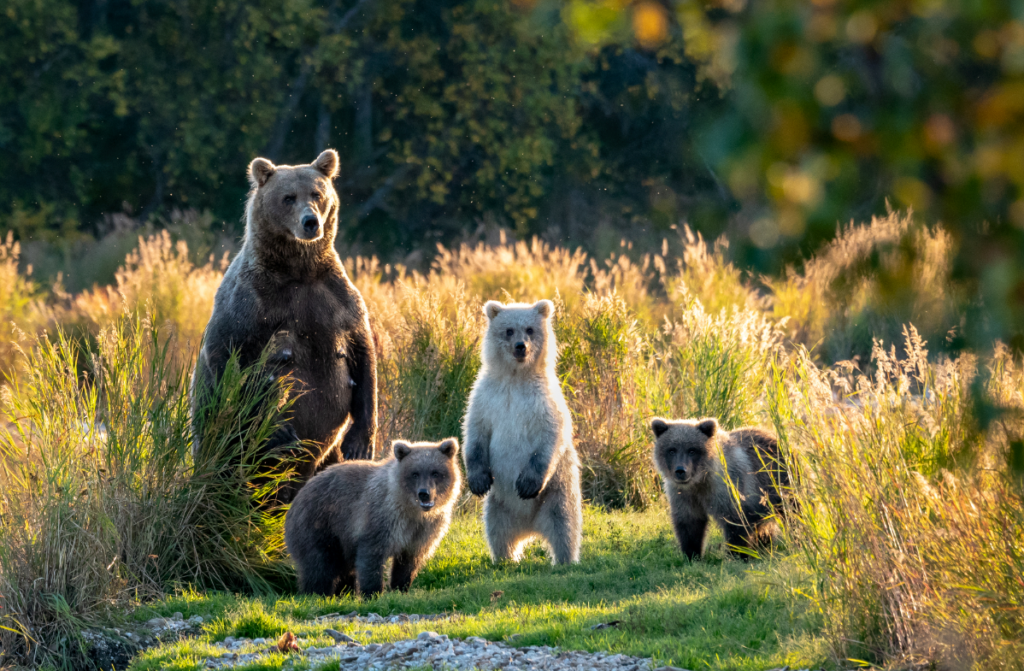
[248,157,276,188]
[697,418,718,437]
[483,301,504,321]
[650,418,670,438]
[393,440,412,461]
[437,438,459,459]
[312,149,340,179]
[534,299,554,318]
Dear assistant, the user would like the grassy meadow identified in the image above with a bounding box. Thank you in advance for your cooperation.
[129,509,824,671]
[2,212,1023,670]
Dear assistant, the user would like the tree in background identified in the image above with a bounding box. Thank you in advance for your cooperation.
[4,0,1024,346]
[1,0,724,257]
[563,0,1024,346]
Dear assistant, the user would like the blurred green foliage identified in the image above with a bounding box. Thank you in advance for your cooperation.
[5,0,1024,346]
[1,0,720,256]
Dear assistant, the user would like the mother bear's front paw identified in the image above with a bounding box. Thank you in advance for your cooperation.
[515,470,543,499]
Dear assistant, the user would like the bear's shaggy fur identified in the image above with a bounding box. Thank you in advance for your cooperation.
[462,299,582,565]
[284,438,461,596]
[650,417,788,559]
[192,149,377,501]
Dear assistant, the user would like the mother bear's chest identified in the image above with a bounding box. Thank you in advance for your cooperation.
[259,281,356,380]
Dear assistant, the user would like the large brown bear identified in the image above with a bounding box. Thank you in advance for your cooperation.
[192,150,377,501]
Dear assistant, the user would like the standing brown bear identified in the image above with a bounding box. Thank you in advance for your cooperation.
[192,150,377,500]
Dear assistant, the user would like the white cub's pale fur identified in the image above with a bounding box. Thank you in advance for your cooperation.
[462,299,582,564]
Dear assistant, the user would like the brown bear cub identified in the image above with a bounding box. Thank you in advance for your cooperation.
[284,438,462,596]
[192,149,377,502]
[650,417,789,559]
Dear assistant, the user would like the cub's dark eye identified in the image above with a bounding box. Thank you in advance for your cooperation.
[506,328,514,337]
[431,471,441,479]
[689,449,699,456]
[666,449,676,457]
[410,472,419,478]
[525,328,534,335]
[311,192,323,203]
[283,194,296,205]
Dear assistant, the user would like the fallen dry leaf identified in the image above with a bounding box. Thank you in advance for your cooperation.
[277,631,301,652]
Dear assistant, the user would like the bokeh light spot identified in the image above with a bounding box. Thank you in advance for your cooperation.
[814,74,846,106]
[633,2,669,50]
[832,113,862,142]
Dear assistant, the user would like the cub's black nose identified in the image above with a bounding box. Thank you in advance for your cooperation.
[418,489,431,503]
[301,214,320,236]
[674,467,687,480]
[514,341,526,356]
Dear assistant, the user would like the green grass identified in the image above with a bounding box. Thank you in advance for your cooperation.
[128,507,828,671]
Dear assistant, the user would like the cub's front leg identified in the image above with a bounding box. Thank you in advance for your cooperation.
[515,452,548,499]
[355,544,387,597]
[672,508,709,560]
[463,417,493,497]
[515,425,559,500]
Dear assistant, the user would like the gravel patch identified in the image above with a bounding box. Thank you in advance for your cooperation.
[84,611,207,670]
[201,630,657,670]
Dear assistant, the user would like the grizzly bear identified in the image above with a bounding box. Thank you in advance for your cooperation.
[191,149,377,501]
[284,438,462,596]
[651,417,789,559]
[462,299,582,565]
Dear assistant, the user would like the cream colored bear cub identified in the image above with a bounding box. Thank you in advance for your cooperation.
[462,299,582,564]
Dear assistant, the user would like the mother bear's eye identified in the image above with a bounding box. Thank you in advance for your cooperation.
[526,328,534,335]
[506,328,514,337]
[283,194,296,205]
[311,192,322,203]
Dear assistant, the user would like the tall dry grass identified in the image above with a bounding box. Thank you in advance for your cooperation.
[0,315,292,669]
[70,230,227,370]
[557,292,669,508]
[0,232,47,377]
[768,210,966,362]
[771,328,1024,669]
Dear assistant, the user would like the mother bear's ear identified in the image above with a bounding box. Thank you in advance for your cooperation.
[483,301,504,321]
[534,299,553,318]
[312,149,340,179]
[248,157,276,188]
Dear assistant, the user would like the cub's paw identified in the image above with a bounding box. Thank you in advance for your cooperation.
[468,469,494,497]
[515,470,543,499]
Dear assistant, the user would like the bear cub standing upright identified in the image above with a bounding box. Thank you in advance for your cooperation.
[463,299,582,565]
[651,417,789,559]
[192,149,377,502]
[285,438,461,596]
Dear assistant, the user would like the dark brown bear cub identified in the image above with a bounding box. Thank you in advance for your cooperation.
[650,417,789,559]
[192,149,377,502]
[284,438,462,596]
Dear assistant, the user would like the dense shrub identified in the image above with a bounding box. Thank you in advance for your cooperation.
[0,316,291,669]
